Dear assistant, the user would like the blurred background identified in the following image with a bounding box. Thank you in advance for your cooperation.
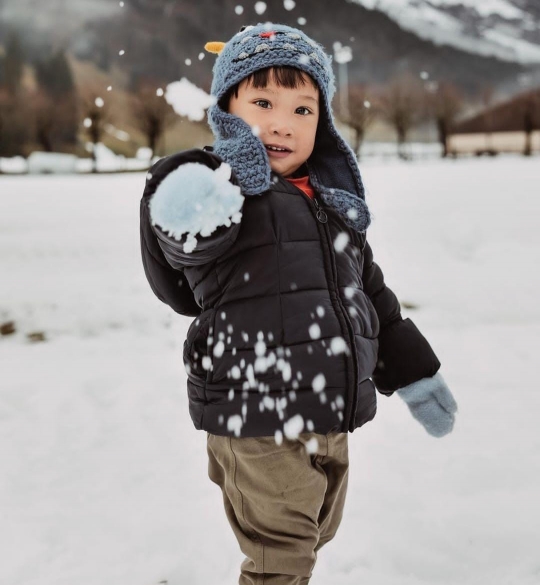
[1,3,540,585]
[0,0,539,171]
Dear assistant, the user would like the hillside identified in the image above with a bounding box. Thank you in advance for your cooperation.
[1,0,529,98]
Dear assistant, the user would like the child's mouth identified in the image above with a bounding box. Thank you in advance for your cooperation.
[265,144,292,158]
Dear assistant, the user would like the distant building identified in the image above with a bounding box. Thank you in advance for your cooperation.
[448,88,540,155]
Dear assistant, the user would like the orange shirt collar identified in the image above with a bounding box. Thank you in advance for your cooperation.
[285,175,315,199]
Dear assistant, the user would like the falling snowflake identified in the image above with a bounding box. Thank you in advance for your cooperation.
[309,323,321,339]
[254,340,267,356]
[255,1,266,14]
[214,341,225,358]
[334,232,349,253]
[284,414,304,439]
[227,415,243,437]
[263,396,275,410]
[304,437,318,454]
[281,361,292,382]
[330,337,347,355]
[312,373,326,393]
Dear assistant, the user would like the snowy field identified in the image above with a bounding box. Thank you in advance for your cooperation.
[1,155,539,585]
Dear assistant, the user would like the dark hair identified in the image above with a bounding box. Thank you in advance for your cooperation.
[220,66,319,111]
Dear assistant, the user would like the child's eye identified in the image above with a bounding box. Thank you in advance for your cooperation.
[296,107,312,116]
[254,100,271,109]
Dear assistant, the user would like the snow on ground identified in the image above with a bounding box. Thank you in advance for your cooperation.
[1,155,539,585]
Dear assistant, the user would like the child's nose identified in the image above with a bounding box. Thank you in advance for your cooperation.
[269,118,293,137]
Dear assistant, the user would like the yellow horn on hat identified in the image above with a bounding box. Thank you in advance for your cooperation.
[204,41,226,54]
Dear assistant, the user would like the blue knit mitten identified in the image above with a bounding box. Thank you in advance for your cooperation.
[397,372,458,437]
[149,161,243,246]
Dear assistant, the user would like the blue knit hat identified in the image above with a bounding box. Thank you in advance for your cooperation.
[205,23,370,234]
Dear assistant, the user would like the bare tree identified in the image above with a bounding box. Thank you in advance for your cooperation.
[80,90,110,172]
[132,83,175,160]
[25,88,80,154]
[426,81,465,158]
[30,90,56,152]
[336,84,378,159]
[480,84,496,154]
[0,88,30,157]
[378,74,422,160]
[522,90,539,157]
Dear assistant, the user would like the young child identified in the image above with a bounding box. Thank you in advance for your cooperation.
[140,23,458,585]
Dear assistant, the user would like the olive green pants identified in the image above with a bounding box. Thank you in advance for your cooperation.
[207,431,349,585]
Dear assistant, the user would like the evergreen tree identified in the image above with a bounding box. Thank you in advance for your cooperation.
[4,32,24,95]
[34,49,78,147]
[35,49,75,97]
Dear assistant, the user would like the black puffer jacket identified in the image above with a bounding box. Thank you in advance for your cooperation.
[140,148,441,437]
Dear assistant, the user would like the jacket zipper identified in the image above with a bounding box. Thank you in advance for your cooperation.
[309,193,359,432]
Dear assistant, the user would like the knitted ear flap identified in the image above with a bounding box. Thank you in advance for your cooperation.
[205,41,226,54]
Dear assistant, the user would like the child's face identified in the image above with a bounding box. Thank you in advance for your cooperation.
[228,72,320,177]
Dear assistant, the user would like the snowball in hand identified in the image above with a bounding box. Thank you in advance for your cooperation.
[149,162,244,244]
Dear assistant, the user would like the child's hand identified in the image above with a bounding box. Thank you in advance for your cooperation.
[149,161,243,243]
[396,372,458,437]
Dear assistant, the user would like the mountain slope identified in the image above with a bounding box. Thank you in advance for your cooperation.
[0,0,531,99]
[349,0,540,64]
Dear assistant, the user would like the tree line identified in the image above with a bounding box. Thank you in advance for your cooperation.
[336,72,540,159]
[1,30,538,168]
[0,31,177,171]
